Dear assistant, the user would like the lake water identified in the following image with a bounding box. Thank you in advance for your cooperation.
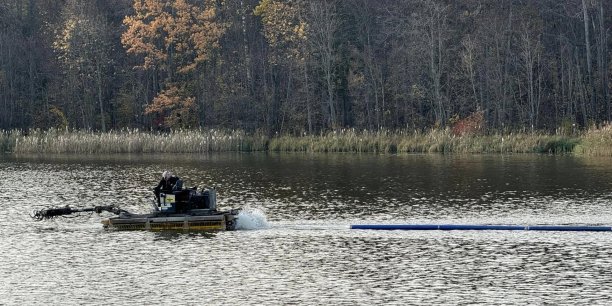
[1,153,612,305]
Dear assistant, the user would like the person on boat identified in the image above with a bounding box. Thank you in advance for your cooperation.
[154,171,183,204]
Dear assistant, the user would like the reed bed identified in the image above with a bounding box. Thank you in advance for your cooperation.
[574,124,612,156]
[0,130,20,153]
[5,128,267,154]
[0,127,602,155]
[269,129,579,154]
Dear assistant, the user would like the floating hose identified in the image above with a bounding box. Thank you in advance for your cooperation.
[351,224,612,232]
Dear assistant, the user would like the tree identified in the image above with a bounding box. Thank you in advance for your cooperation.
[421,0,451,126]
[254,0,313,133]
[345,0,387,129]
[518,20,544,130]
[307,0,340,129]
[460,35,479,111]
[1,0,611,134]
[144,85,198,128]
[53,0,114,131]
[122,0,224,128]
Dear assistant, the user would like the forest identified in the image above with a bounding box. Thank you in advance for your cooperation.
[0,0,610,135]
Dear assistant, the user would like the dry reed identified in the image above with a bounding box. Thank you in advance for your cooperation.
[5,128,266,154]
[574,124,612,156]
[0,127,604,155]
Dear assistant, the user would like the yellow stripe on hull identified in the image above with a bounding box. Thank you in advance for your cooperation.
[101,215,235,231]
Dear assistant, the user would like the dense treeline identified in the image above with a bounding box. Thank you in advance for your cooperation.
[0,0,610,135]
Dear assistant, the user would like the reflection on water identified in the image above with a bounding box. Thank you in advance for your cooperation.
[1,153,612,304]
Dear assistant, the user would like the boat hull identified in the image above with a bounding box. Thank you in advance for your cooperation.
[102,213,238,231]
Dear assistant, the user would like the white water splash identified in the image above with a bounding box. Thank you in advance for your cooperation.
[235,206,269,230]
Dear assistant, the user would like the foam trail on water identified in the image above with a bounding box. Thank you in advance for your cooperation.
[235,206,269,230]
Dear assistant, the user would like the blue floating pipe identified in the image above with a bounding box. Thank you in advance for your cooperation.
[350,224,612,232]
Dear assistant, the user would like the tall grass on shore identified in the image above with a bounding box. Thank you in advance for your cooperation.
[268,129,579,154]
[574,124,612,156]
[0,130,20,153]
[2,128,267,154]
[1,126,609,155]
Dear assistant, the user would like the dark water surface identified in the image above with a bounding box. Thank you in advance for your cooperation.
[1,153,612,305]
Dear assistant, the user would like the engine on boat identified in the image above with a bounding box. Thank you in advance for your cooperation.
[159,188,217,213]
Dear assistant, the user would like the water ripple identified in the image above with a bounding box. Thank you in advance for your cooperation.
[1,154,612,305]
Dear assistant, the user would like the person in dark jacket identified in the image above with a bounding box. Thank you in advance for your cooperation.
[154,171,182,204]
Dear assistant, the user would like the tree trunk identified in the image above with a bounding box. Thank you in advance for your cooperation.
[303,61,312,134]
[97,61,106,132]
[309,0,337,129]
[240,0,252,91]
[598,0,609,120]
[582,0,594,118]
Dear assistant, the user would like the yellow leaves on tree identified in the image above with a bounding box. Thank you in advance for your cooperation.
[33,106,68,130]
[122,0,225,128]
[145,86,198,128]
[254,0,308,64]
[121,0,225,74]
[121,0,167,70]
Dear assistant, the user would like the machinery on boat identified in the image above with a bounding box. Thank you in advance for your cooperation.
[31,188,240,231]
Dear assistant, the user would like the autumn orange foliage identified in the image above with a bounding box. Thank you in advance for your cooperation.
[254,0,308,64]
[145,86,198,128]
[450,111,485,136]
[121,0,224,73]
[122,0,223,128]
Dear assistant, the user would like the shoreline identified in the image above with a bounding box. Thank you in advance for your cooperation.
[1,127,610,156]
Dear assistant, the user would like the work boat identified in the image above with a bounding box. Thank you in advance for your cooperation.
[32,188,240,231]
